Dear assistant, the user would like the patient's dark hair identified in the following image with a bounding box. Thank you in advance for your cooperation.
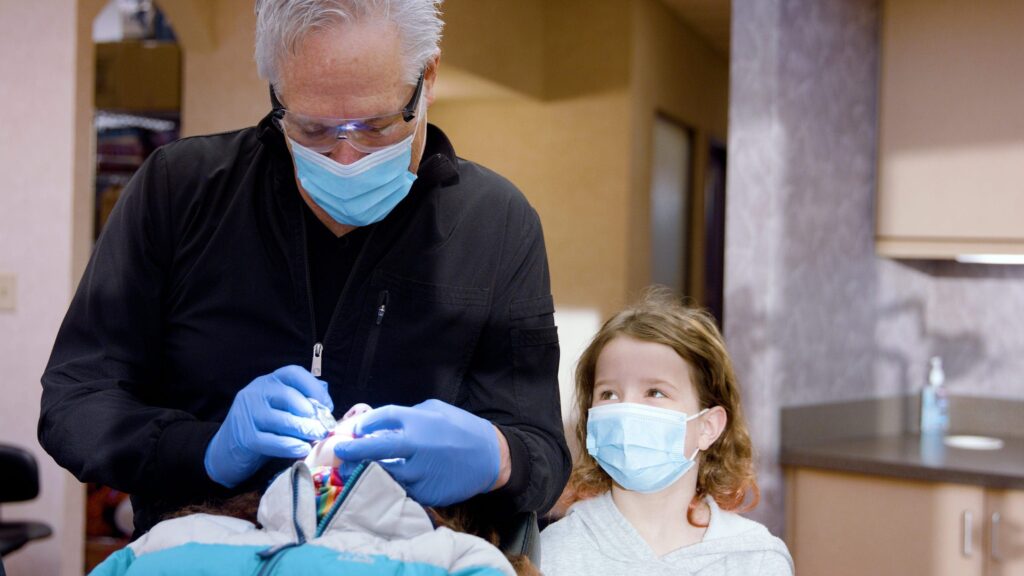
[166,494,538,576]
[169,492,263,525]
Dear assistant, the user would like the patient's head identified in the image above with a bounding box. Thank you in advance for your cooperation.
[304,402,373,468]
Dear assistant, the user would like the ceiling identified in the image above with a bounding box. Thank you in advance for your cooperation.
[661,0,732,57]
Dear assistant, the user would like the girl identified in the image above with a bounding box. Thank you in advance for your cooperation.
[541,289,792,575]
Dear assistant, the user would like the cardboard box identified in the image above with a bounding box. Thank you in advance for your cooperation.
[95,41,181,112]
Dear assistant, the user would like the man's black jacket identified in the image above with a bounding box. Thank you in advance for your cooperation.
[39,115,570,534]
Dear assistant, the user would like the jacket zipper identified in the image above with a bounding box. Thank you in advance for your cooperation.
[255,466,308,574]
[355,290,388,389]
[298,208,381,382]
[255,462,372,574]
[298,212,325,380]
[310,342,323,377]
[315,461,369,537]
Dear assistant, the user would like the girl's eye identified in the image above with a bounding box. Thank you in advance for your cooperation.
[647,389,667,398]
[597,390,618,400]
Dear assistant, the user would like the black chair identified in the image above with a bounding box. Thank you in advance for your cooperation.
[497,511,541,567]
[0,444,53,557]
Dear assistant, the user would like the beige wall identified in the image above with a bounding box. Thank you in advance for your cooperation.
[542,0,631,101]
[436,0,729,315]
[160,0,268,136]
[432,0,635,316]
[441,0,546,99]
[430,91,633,316]
[630,0,730,301]
[0,0,103,573]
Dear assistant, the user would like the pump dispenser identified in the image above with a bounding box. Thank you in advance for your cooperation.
[921,356,949,434]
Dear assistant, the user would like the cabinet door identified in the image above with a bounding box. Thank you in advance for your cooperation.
[786,468,985,576]
[987,489,1024,576]
[876,0,1024,258]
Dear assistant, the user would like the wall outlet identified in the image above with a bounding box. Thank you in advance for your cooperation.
[0,273,16,311]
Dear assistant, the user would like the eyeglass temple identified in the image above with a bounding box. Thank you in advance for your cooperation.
[269,84,284,115]
[269,69,424,120]
[402,71,426,122]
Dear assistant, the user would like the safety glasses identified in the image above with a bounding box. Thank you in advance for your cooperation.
[272,70,425,154]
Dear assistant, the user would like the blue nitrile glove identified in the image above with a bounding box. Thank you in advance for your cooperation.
[333,399,500,507]
[205,365,334,488]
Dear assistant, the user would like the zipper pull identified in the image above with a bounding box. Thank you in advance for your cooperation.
[375,290,389,326]
[311,342,323,377]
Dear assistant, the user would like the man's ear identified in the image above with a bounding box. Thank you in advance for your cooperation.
[698,406,728,450]
[423,54,441,106]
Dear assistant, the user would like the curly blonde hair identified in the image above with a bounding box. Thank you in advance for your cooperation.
[568,287,759,526]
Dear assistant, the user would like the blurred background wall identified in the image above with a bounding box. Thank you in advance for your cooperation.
[726,0,1024,534]
[0,1,103,574]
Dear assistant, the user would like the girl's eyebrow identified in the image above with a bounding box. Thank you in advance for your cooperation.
[637,377,680,389]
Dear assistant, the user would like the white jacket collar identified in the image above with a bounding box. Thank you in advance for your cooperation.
[258,461,434,541]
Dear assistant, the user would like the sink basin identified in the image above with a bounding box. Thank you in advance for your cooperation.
[943,435,1005,450]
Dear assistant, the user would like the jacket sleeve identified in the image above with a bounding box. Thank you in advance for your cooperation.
[87,547,135,576]
[39,148,226,508]
[460,194,571,516]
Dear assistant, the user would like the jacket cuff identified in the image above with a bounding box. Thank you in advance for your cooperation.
[492,424,531,508]
[155,420,226,498]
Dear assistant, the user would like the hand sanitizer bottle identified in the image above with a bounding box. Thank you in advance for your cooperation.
[921,356,948,434]
[930,356,949,432]
[920,356,949,465]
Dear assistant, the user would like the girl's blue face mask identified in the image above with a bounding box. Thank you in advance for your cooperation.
[586,402,708,493]
[288,132,417,227]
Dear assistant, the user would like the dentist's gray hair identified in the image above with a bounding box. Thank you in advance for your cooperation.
[254,0,443,90]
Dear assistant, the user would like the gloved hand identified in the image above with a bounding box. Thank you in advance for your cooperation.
[205,365,333,488]
[333,399,500,507]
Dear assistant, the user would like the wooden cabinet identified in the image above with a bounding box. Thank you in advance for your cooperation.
[986,489,1024,576]
[876,0,1024,259]
[786,468,1024,575]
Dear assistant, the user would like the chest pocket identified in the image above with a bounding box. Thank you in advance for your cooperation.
[350,269,490,405]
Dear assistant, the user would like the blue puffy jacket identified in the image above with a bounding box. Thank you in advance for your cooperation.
[89,462,514,576]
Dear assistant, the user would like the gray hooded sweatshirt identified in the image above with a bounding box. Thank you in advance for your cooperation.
[540,492,793,575]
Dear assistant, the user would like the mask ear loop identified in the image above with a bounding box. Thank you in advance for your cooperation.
[687,408,712,460]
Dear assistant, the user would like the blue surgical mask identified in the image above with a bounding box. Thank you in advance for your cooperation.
[288,133,418,227]
[586,402,709,494]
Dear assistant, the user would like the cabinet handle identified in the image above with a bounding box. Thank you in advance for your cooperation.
[962,511,973,557]
[991,512,1001,562]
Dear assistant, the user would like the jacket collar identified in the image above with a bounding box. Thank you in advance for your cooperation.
[258,461,434,542]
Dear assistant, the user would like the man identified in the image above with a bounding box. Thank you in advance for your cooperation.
[40,0,569,537]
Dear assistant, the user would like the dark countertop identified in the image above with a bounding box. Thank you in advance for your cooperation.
[781,434,1024,490]
[780,396,1024,490]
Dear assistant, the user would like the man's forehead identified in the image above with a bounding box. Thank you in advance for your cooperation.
[278,20,407,118]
